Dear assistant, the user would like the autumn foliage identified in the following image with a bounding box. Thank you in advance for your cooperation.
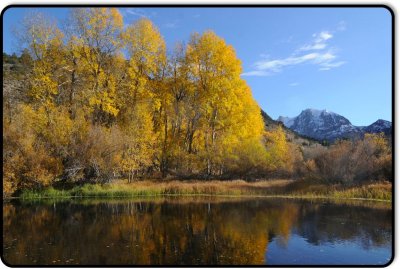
[3,9,271,193]
[3,9,392,196]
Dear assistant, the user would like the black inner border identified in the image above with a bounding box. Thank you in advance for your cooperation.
[0,4,395,268]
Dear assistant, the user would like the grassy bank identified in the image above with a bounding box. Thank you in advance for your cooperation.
[17,179,392,202]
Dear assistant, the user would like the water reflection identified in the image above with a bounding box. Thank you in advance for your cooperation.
[2,198,392,265]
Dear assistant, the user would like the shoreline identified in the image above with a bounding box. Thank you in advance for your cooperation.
[5,193,392,203]
[7,179,392,202]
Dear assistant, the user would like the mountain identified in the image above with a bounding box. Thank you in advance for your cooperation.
[277,109,392,142]
[362,119,392,136]
[261,110,322,147]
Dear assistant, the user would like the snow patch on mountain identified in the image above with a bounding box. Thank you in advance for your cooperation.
[277,116,295,128]
[362,119,392,135]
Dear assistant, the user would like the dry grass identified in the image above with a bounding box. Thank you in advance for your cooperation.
[281,179,392,201]
[18,178,392,202]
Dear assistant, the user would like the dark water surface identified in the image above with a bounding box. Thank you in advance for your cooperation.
[2,197,392,266]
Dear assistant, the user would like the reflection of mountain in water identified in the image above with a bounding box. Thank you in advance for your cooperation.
[3,199,392,265]
[294,203,391,249]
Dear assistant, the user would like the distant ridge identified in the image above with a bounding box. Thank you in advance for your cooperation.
[277,108,392,142]
[260,109,321,146]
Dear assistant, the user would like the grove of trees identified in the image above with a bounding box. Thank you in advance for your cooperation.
[3,8,293,194]
[2,8,392,196]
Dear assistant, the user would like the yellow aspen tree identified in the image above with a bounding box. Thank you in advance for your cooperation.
[186,31,265,176]
[16,12,65,108]
[264,126,289,171]
[121,18,167,178]
[69,8,124,124]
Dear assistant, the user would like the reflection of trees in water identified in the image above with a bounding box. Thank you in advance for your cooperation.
[2,199,392,265]
[294,203,392,249]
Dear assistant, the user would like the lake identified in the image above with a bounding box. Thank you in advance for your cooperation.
[2,197,392,266]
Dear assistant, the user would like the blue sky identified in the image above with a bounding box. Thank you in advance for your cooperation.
[2,7,392,125]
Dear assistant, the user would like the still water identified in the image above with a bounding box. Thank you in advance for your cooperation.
[2,197,392,266]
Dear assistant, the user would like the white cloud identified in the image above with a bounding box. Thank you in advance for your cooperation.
[193,14,201,18]
[254,53,319,73]
[241,70,270,77]
[125,8,148,18]
[242,25,346,77]
[248,51,345,75]
[313,51,336,63]
[289,82,299,86]
[319,61,346,71]
[318,31,333,41]
[300,31,333,51]
[300,43,327,51]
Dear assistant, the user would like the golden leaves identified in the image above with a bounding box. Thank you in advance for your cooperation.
[5,8,275,187]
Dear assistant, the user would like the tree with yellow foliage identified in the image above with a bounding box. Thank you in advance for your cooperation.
[15,11,65,109]
[264,126,290,172]
[120,18,167,178]
[68,8,124,124]
[185,31,266,177]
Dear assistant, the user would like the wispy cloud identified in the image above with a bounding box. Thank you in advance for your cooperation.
[319,60,346,71]
[124,8,149,18]
[242,24,346,77]
[163,20,179,28]
[299,31,332,51]
[193,14,201,18]
[289,82,299,86]
[241,70,270,77]
[244,50,344,75]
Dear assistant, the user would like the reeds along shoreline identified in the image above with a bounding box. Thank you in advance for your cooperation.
[17,179,392,202]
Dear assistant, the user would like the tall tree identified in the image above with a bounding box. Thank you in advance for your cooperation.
[185,31,265,176]
[68,8,124,124]
[121,18,167,177]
